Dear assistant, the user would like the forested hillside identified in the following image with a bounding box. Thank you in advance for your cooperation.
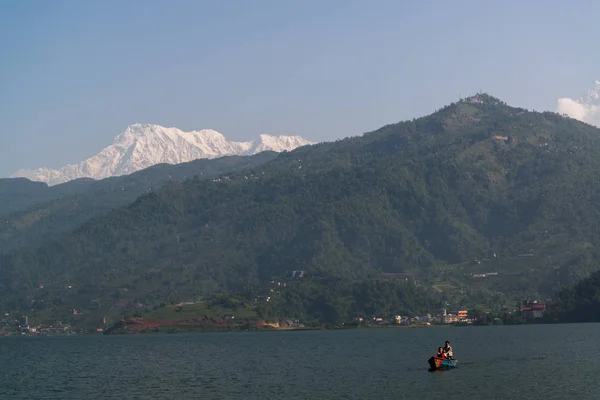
[0,152,277,253]
[0,177,96,215]
[2,94,600,325]
[545,270,600,323]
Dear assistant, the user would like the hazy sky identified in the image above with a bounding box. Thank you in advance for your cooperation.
[1,0,599,177]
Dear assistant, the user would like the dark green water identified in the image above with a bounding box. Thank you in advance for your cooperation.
[1,323,596,399]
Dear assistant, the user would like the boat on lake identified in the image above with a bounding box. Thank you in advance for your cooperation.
[428,356,458,370]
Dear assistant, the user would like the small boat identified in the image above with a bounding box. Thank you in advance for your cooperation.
[428,356,458,370]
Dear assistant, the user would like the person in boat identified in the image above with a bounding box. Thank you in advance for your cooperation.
[436,347,446,359]
[443,341,453,359]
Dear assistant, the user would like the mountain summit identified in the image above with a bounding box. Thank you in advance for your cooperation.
[12,124,315,185]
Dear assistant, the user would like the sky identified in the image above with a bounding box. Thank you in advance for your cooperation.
[1,0,599,178]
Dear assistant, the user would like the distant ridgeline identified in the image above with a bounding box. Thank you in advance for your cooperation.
[2,93,600,327]
[0,153,278,254]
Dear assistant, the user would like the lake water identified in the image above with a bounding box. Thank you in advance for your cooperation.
[0,323,597,399]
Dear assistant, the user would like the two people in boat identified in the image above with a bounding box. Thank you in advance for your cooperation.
[436,341,453,359]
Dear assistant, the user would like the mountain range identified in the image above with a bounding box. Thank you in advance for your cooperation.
[12,124,315,186]
[3,93,600,326]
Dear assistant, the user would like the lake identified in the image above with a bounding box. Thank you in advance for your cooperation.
[0,323,596,399]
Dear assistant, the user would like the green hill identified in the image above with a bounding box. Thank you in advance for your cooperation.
[0,152,277,253]
[3,94,600,325]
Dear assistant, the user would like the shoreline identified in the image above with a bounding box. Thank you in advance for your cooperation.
[5,319,556,337]
[102,322,467,335]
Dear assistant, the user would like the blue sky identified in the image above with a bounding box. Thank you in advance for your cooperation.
[1,0,599,177]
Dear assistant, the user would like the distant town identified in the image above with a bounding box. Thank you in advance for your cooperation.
[339,300,546,328]
[1,298,547,336]
[1,267,549,336]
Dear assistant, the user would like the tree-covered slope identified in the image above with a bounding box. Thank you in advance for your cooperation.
[0,177,97,215]
[0,152,278,253]
[2,94,600,320]
[545,270,600,323]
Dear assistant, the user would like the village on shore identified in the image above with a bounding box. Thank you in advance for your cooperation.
[1,299,546,337]
[1,270,549,337]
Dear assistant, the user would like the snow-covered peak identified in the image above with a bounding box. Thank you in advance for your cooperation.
[116,124,227,145]
[583,80,600,103]
[12,124,316,186]
[249,134,312,154]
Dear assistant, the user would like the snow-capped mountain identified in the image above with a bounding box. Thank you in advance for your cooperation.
[12,124,315,186]
[556,80,600,127]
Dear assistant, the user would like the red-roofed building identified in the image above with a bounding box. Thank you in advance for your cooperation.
[521,301,545,319]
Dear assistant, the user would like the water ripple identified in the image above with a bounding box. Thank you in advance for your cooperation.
[0,324,598,399]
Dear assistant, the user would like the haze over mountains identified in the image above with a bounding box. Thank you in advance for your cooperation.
[12,123,315,185]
